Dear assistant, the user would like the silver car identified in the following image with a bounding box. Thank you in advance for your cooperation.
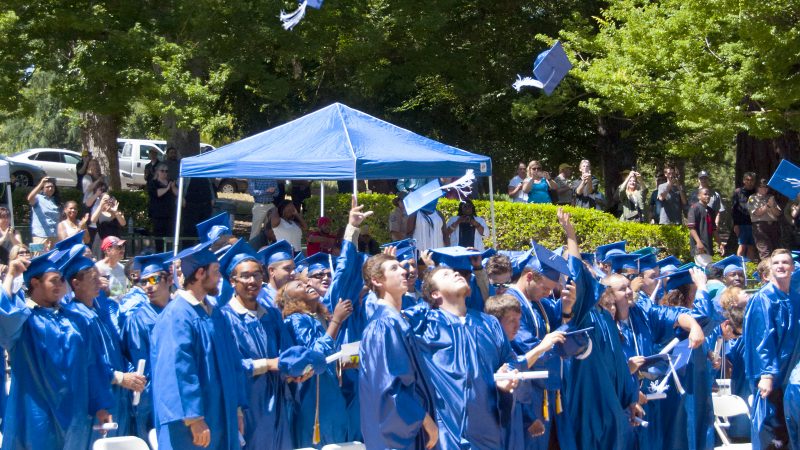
[7,148,80,187]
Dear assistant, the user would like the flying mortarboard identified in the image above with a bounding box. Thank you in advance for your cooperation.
[527,241,571,282]
[218,239,259,278]
[168,240,217,279]
[279,0,324,31]
[595,241,627,263]
[135,252,172,279]
[767,159,800,199]
[512,41,572,95]
[403,171,476,216]
[24,250,63,284]
[196,212,231,244]
[258,240,294,266]
[278,346,327,378]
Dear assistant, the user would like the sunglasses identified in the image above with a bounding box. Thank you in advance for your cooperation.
[490,282,511,290]
[139,274,165,286]
[308,271,332,280]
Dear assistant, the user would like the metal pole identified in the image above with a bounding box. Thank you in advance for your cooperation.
[6,183,14,229]
[173,177,185,256]
[352,175,358,203]
[488,176,497,248]
[320,181,325,218]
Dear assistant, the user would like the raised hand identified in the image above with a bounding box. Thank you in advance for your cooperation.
[348,195,374,227]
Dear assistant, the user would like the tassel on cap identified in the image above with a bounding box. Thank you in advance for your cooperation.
[312,374,321,444]
[542,390,550,421]
[280,0,308,30]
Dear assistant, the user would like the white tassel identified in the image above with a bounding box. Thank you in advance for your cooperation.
[667,355,686,395]
[512,75,544,92]
[280,0,308,30]
[439,169,476,202]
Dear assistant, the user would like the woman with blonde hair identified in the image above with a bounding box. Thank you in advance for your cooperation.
[522,160,557,204]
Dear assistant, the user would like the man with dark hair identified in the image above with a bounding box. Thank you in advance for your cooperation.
[657,164,686,225]
[732,172,757,259]
[687,187,723,256]
[151,242,248,449]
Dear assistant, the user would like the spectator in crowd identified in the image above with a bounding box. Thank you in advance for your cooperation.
[82,158,106,210]
[553,163,575,205]
[445,199,488,251]
[656,164,686,224]
[617,170,647,222]
[27,177,60,250]
[307,217,338,256]
[687,188,723,257]
[270,200,307,253]
[731,172,757,259]
[147,162,178,251]
[91,193,126,256]
[0,207,21,265]
[573,159,601,209]
[357,224,381,255]
[56,201,90,242]
[785,193,800,248]
[164,146,180,181]
[688,170,725,229]
[388,194,409,241]
[181,177,216,241]
[291,180,312,213]
[249,178,279,240]
[747,179,781,260]
[75,149,92,190]
[96,236,129,300]
[649,174,666,224]
[507,162,529,203]
[143,148,160,184]
[522,160,557,204]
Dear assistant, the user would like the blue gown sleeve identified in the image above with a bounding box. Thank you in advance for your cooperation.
[286,314,335,356]
[744,293,779,380]
[643,302,682,346]
[689,289,724,336]
[121,309,153,379]
[567,255,601,326]
[323,240,362,313]
[0,289,31,349]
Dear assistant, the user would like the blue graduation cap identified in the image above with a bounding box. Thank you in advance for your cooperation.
[637,253,658,272]
[54,231,86,252]
[632,247,658,256]
[429,247,495,271]
[258,240,294,267]
[304,252,335,274]
[196,212,231,244]
[135,252,172,278]
[512,41,572,96]
[711,255,748,276]
[608,254,640,273]
[403,171,476,215]
[554,325,593,359]
[639,353,670,379]
[767,159,800,199]
[380,238,416,250]
[657,270,693,292]
[396,246,417,263]
[580,252,596,264]
[528,241,571,282]
[596,241,627,263]
[657,256,682,270]
[59,250,97,281]
[502,250,530,278]
[280,0,324,31]
[24,250,63,284]
[677,262,697,271]
[168,240,217,279]
[293,252,308,273]
[218,239,259,278]
[278,346,327,378]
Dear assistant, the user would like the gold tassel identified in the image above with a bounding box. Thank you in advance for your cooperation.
[555,390,563,415]
[542,390,550,421]
[313,375,321,445]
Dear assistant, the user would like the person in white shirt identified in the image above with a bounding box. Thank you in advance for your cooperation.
[507,162,529,203]
[96,236,129,300]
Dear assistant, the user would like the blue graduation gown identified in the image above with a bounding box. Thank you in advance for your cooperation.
[0,290,113,450]
[117,286,148,331]
[63,293,135,444]
[151,292,248,450]
[359,302,436,450]
[120,301,164,442]
[258,284,278,309]
[220,300,293,450]
[283,312,348,447]
[406,306,517,450]
[744,278,800,450]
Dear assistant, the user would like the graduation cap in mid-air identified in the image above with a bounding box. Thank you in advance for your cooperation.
[279,0,324,31]
[512,41,572,95]
[767,159,800,200]
[403,171,477,215]
[278,346,327,378]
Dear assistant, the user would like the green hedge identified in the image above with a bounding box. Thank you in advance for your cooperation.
[306,193,692,260]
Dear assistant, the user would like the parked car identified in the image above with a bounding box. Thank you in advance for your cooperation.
[117,138,226,189]
[0,155,48,189]
[6,148,81,187]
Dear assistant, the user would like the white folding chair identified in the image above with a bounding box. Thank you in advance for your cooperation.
[92,436,150,450]
[148,429,158,450]
[712,394,752,449]
[321,443,366,450]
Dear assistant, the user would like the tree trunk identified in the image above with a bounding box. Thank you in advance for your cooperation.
[735,131,800,189]
[597,115,636,213]
[81,112,121,190]
[164,112,201,158]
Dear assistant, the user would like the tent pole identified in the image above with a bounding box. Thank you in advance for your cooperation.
[352,175,357,204]
[320,181,325,218]
[488,176,497,248]
[173,177,185,256]
[6,184,14,229]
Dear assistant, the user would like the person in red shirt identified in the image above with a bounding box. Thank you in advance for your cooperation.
[306,217,339,256]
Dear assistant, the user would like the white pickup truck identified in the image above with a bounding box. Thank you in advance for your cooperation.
[117,138,221,189]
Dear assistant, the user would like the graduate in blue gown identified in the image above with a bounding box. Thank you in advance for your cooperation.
[359,252,438,450]
[278,277,354,447]
[744,250,799,450]
[151,241,248,450]
[120,252,173,442]
[258,240,296,308]
[217,239,296,450]
[405,265,519,450]
[0,251,113,450]
[58,246,146,445]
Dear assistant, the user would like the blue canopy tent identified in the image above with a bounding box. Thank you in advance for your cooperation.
[174,102,495,252]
